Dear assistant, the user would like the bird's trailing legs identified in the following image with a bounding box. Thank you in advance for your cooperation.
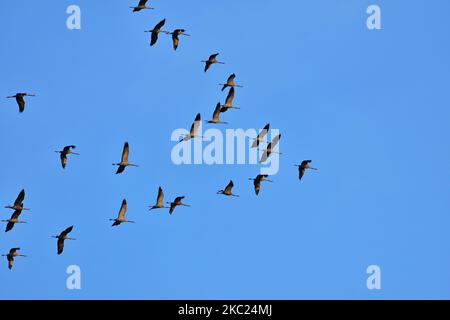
[178,135,204,143]
[1,220,27,224]
[4,206,30,211]
[166,202,191,207]
[205,120,228,125]
[149,205,169,211]
[130,6,154,10]
[294,164,318,170]
[112,163,139,167]
[248,177,274,183]
[219,83,243,88]
[163,31,190,36]
[217,190,240,197]
[109,219,135,224]
[6,94,36,98]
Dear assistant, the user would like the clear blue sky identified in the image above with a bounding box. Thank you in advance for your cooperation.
[1,0,450,299]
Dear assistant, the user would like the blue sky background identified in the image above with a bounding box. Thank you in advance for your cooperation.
[1,0,450,299]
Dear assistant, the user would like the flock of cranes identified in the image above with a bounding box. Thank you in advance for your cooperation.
[1,1,319,270]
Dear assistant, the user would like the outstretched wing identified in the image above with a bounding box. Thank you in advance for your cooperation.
[150,31,159,46]
[227,73,236,84]
[121,142,129,163]
[270,134,281,149]
[10,209,22,220]
[60,152,67,169]
[63,145,75,153]
[116,165,126,174]
[260,149,270,163]
[156,187,164,206]
[172,33,179,50]
[16,95,25,113]
[252,124,270,148]
[299,166,306,180]
[7,256,14,269]
[60,226,73,238]
[225,87,235,106]
[224,180,234,194]
[5,221,15,233]
[118,199,127,220]
[57,238,65,255]
[9,248,20,255]
[169,203,176,214]
[209,53,219,60]
[204,61,213,72]
[154,18,166,30]
[190,113,201,136]
[13,189,25,207]
[212,103,221,121]
[253,179,261,195]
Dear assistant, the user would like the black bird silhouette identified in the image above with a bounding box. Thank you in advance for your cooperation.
[52,226,76,255]
[295,160,318,180]
[202,53,225,72]
[145,19,166,46]
[6,93,35,113]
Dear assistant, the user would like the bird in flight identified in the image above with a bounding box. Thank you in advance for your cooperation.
[219,74,243,91]
[220,87,240,113]
[110,199,135,226]
[167,196,190,215]
[2,209,27,233]
[251,123,270,149]
[149,187,169,211]
[2,248,26,270]
[295,160,318,180]
[202,53,225,72]
[249,174,273,196]
[52,226,75,255]
[6,93,35,113]
[163,29,190,50]
[179,113,203,142]
[260,134,282,163]
[55,145,79,169]
[130,0,154,12]
[145,19,166,46]
[4,189,29,212]
[113,142,139,174]
[217,180,239,197]
[206,103,228,125]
